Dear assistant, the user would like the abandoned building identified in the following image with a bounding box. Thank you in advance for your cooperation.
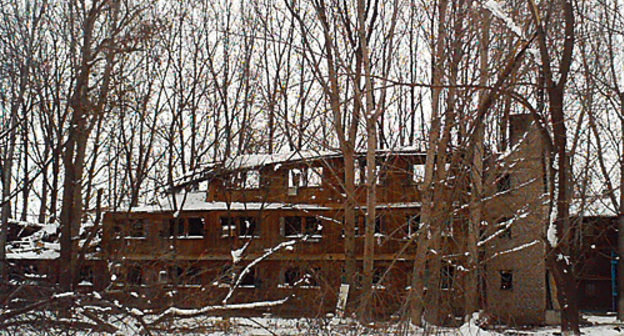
[99,114,572,325]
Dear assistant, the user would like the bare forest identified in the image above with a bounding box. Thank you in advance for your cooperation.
[1,0,624,335]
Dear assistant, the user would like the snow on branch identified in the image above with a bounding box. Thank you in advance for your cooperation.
[222,240,297,304]
[487,239,540,261]
[148,297,291,323]
[483,0,524,38]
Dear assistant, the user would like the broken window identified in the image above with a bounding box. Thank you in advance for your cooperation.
[187,218,205,237]
[284,216,303,237]
[127,266,143,285]
[238,217,259,238]
[169,218,204,238]
[186,266,202,285]
[158,270,168,283]
[497,217,512,239]
[440,265,455,289]
[282,267,301,287]
[374,216,384,235]
[239,268,259,288]
[411,164,425,184]
[496,173,512,193]
[289,168,304,188]
[128,220,145,238]
[245,170,260,189]
[500,271,513,290]
[79,266,94,284]
[305,216,322,236]
[282,216,322,238]
[341,216,362,237]
[372,267,386,289]
[405,214,421,237]
[220,217,237,238]
[441,218,454,237]
[307,166,323,187]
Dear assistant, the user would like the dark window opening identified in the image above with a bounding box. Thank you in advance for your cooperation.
[442,218,454,237]
[239,217,258,237]
[440,265,455,289]
[283,267,300,287]
[374,216,384,234]
[239,268,258,288]
[188,218,205,237]
[284,216,303,237]
[127,266,142,285]
[186,266,202,285]
[405,214,421,237]
[305,217,321,235]
[373,268,384,285]
[218,265,234,285]
[341,216,362,237]
[113,224,122,239]
[129,220,145,238]
[220,217,236,238]
[79,266,94,284]
[500,271,513,290]
[497,174,512,193]
[497,217,513,239]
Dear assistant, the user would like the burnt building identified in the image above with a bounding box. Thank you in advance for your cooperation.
[102,115,552,324]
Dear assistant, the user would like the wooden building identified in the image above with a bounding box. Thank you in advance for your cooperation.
[102,114,552,324]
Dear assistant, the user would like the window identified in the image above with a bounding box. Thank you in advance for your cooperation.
[127,266,142,285]
[373,267,384,286]
[307,167,323,187]
[79,266,94,284]
[245,170,260,189]
[497,217,512,239]
[186,266,202,285]
[375,164,385,185]
[411,164,425,184]
[354,161,365,185]
[220,217,260,238]
[169,219,185,238]
[289,168,304,188]
[229,170,260,189]
[239,217,259,238]
[239,268,259,288]
[282,267,301,287]
[221,217,237,238]
[305,216,322,236]
[187,218,205,237]
[373,216,384,235]
[500,271,513,290]
[281,267,319,288]
[284,216,302,237]
[442,218,454,237]
[497,173,512,193]
[128,220,145,238]
[282,216,323,238]
[113,223,123,239]
[158,270,168,283]
[353,162,384,185]
[440,265,455,289]
[405,214,421,237]
[341,216,362,237]
[170,218,204,239]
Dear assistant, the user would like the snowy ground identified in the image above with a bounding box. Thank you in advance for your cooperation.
[8,314,624,336]
[3,313,623,335]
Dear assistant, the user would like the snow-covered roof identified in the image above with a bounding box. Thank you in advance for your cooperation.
[6,219,60,260]
[173,148,426,188]
[126,192,421,214]
[129,192,333,214]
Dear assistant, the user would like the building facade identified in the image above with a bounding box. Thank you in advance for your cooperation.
[102,115,551,324]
